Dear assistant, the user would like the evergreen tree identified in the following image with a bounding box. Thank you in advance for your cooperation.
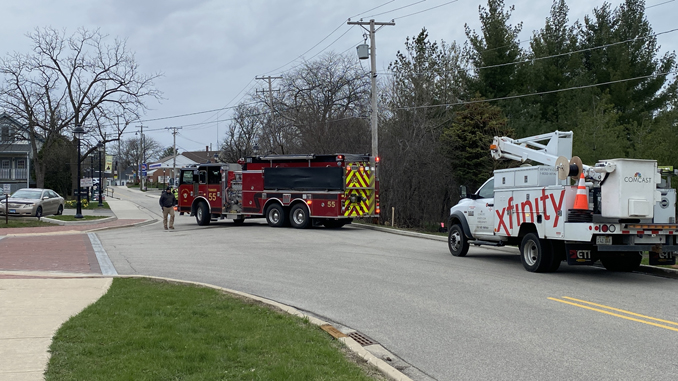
[464,0,523,100]
[578,0,678,145]
[440,100,513,193]
[525,0,579,132]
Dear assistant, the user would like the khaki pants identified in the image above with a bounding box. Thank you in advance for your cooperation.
[162,206,175,229]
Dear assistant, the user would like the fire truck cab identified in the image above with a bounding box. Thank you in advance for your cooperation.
[178,153,379,228]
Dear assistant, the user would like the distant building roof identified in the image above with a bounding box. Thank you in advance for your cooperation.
[182,150,220,164]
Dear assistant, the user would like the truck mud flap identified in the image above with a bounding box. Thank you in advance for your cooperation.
[565,243,597,266]
[649,251,677,266]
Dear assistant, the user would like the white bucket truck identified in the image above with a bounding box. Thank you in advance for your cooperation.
[448,131,677,272]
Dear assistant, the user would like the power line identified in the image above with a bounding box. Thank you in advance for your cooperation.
[393,0,459,20]
[349,0,396,19]
[395,70,676,111]
[646,0,675,9]
[477,0,675,54]
[264,21,348,75]
[478,28,678,71]
[364,0,426,19]
[264,1,400,77]
[137,101,260,123]
[379,27,678,75]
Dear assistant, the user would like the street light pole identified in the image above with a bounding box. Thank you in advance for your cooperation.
[97,141,104,207]
[73,125,85,219]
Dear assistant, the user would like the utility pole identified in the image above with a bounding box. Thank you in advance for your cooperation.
[117,116,121,186]
[256,75,282,155]
[137,124,145,191]
[347,19,394,166]
[166,127,182,185]
[256,75,282,113]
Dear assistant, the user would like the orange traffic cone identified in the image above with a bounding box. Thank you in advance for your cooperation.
[573,172,588,210]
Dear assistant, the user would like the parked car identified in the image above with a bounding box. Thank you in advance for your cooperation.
[0,188,65,218]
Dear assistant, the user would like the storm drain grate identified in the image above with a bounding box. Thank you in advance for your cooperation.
[347,331,375,346]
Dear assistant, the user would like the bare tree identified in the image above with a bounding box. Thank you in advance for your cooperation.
[274,52,371,154]
[220,103,266,162]
[0,27,161,189]
[380,30,466,228]
[112,135,163,174]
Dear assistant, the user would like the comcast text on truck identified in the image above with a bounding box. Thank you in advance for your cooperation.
[177,154,379,228]
[448,131,677,273]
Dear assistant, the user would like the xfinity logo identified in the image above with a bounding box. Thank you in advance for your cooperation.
[624,172,651,183]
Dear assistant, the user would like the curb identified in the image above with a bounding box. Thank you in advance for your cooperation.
[86,219,158,233]
[353,223,678,277]
[41,216,117,226]
[637,264,678,279]
[116,274,413,381]
[353,223,446,242]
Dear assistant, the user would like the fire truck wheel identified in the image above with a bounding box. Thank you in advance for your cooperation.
[265,203,286,227]
[448,224,469,257]
[520,233,554,272]
[600,252,642,272]
[195,202,211,226]
[290,204,310,229]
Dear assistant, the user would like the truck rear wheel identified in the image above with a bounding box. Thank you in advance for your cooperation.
[448,224,469,257]
[195,202,211,226]
[289,204,310,229]
[265,203,285,227]
[520,233,555,272]
[601,252,642,272]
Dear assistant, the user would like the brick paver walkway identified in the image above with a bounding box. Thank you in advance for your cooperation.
[0,219,145,279]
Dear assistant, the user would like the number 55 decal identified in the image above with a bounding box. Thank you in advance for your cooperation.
[208,193,217,201]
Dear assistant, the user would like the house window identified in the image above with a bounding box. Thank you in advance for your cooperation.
[17,159,25,169]
[0,124,8,142]
[0,160,9,179]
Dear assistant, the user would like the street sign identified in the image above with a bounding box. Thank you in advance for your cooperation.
[141,163,147,170]
[2,184,10,193]
[80,178,93,187]
[142,170,147,176]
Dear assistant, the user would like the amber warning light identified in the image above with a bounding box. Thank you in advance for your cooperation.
[490,144,497,150]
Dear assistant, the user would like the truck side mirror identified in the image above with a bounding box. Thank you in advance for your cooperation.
[460,185,467,199]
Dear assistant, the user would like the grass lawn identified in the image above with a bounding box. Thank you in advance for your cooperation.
[47,215,110,221]
[45,278,384,381]
[0,218,55,228]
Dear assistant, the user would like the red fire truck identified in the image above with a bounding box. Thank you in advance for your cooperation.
[177,153,379,228]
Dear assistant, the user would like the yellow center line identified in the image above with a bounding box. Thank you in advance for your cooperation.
[548,297,678,333]
[561,296,678,327]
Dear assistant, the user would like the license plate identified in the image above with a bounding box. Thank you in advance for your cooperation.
[596,236,612,245]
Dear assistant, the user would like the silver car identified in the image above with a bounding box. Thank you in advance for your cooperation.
[0,188,65,218]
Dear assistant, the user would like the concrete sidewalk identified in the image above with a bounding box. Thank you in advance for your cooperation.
[0,191,151,380]
[0,277,112,380]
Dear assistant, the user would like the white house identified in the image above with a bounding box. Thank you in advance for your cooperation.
[147,154,201,185]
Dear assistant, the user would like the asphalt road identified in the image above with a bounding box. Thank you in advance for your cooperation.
[98,187,678,380]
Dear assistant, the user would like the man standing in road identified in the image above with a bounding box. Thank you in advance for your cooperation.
[160,186,176,230]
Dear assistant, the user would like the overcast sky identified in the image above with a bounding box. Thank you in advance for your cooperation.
[1,0,675,154]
